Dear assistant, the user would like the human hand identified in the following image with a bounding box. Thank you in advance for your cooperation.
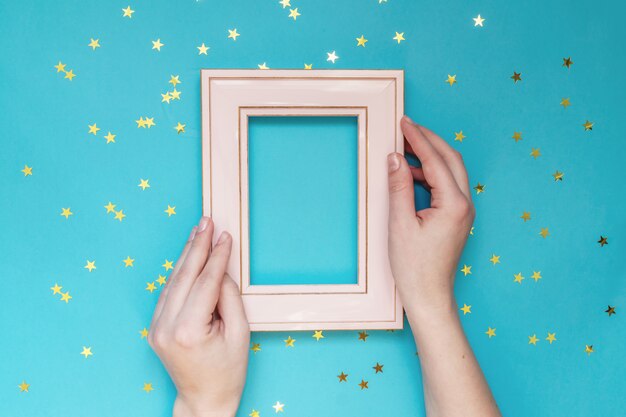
[387,116,474,322]
[148,217,250,417]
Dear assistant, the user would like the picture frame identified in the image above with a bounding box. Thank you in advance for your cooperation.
[201,69,404,331]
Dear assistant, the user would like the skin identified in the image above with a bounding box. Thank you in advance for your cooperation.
[149,116,500,417]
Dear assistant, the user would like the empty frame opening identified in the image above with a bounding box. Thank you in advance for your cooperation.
[247,116,358,285]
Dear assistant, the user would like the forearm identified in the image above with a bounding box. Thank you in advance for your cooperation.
[408,297,500,417]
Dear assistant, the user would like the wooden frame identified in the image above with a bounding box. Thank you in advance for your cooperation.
[201,69,404,331]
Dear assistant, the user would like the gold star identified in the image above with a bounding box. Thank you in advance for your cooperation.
[485,327,496,338]
[605,305,616,316]
[460,304,472,315]
[446,74,457,86]
[562,57,573,68]
[584,345,594,355]
[539,227,550,238]
[156,275,167,286]
[169,75,181,86]
[250,343,261,353]
[143,382,154,393]
[546,333,557,344]
[312,330,324,341]
[162,260,174,271]
[144,117,155,128]
[174,122,186,134]
[139,328,149,339]
[358,380,369,390]
[454,131,466,143]
[21,165,33,176]
[51,283,63,295]
[284,336,296,347]
[304,63,313,69]
[530,148,541,159]
[228,28,240,41]
[373,362,384,373]
[272,401,284,413]
[560,97,571,108]
[104,202,116,213]
[122,6,134,18]
[161,92,172,103]
[88,123,100,135]
[356,35,368,47]
[146,282,157,293]
[18,381,30,392]
[88,38,100,50]
[473,14,485,27]
[170,89,181,100]
[511,72,522,83]
[393,32,405,44]
[104,132,116,144]
[521,212,531,222]
[114,210,126,221]
[258,62,269,70]
[84,260,96,272]
[473,183,485,194]
[135,117,146,128]
[583,120,594,131]
[358,331,369,341]
[598,236,608,247]
[461,264,472,276]
[123,256,135,267]
[512,131,522,142]
[197,42,210,55]
[469,226,474,236]
[138,179,150,190]
[60,207,73,219]
[552,170,564,181]
[80,346,93,358]
[164,205,176,217]
[60,291,72,303]
[279,0,290,7]
[513,272,525,284]
[64,69,76,80]
[249,411,260,417]
[337,372,348,382]
[528,334,539,345]
[531,271,542,282]
[489,254,500,265]
[54,61,66,72]
[288,8,300,20]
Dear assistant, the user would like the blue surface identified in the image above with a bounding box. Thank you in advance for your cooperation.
[248,116,358,286]
[1,0,625,416]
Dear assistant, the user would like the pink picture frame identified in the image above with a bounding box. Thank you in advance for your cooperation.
[201,69,404,331]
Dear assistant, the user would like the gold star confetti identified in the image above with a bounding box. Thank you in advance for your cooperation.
[284,336,296,347]
[197,43,210,55]
[104,132,116,144]
[473,183,485,194]
[521,212,531,222]
[337,372,348,382]
[446,74,457,86]
[60,291,72,303]
[327,51,339,63]
[18,381,30,392]
[122,256,134,267]
[60,208,73,219]
[358,380,369,389]
[122,6,134,18]
[54,61,66,72]
[585,345,594,355]
[279,0,290,8]
[249,411,260,417]
[461,264,472,276]
[583,120,594,131]
[258,63,270,70]
[511,72,522,83]
[228,28,240,41]
[356,35,368,47]
[460,304,472,315]
[50,283,62,295]
[598,236,608,247]
[88,38,100,50]
[605,305,616,316]
[485,327,496,338]
[21,165,33,176]
[161,92,172,103]
[104,202,116,213]
[539,227,550,238]
[304,63,313,69]
[470,226,474,236]
[560,97,571,108]
[393,32,405,44]
[169,75,181,86]
[454,131,465,142]
[530,148,541,159]
[138,179,150,190]
[272,401,284,413]
[139,328,149,339]
[163,260,174,271]
[84,260,96,272]
[528,334,539,345]
[80,346,93,358]
[174,122,186,134]
[170,89,181,100]
[513,272,525,284]
[146,282,157,293]
[88,123,100,135]
[358,331,369,341]
[143,383,154,393]
[512,131,522,142]
[562,57,573,68]
[114,210,126,221]
[546,333,557,344]
[531,271,542,282]
[552,171,564,182]
[64,69,76,81]
[156,275,167,286]
[312,330,324,341]
[373,362,384,373]
[473,14,485,27]
[288,8,300,20]
[489,254,501,265]
[165,205,176,217]
[251,343,261,353]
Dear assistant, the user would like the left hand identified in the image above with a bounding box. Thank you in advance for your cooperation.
[148,217,250,417]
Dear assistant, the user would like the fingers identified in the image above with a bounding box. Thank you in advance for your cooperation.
[216,275,249,339]
[387,153,417,226]
[177,232,233,331]
[158,217,214,324]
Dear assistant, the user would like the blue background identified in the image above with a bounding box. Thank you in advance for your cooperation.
[1,0,624,416]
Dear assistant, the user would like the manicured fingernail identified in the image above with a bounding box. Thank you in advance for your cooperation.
[216,231,230,244]
[388,153,400,172]
[188,226,198,241]
[197,216,210,233]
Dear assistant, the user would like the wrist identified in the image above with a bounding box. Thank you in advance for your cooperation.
[404,293,458,329]
[173,396,238,417]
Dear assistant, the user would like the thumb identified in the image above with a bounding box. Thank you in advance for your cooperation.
[387,153,416,226]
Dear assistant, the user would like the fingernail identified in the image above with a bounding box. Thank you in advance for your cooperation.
[216,231,230,245]
[188,226,198,241]
[388,153,400,172]
[197,216,210,233]
[403,115,416,125]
